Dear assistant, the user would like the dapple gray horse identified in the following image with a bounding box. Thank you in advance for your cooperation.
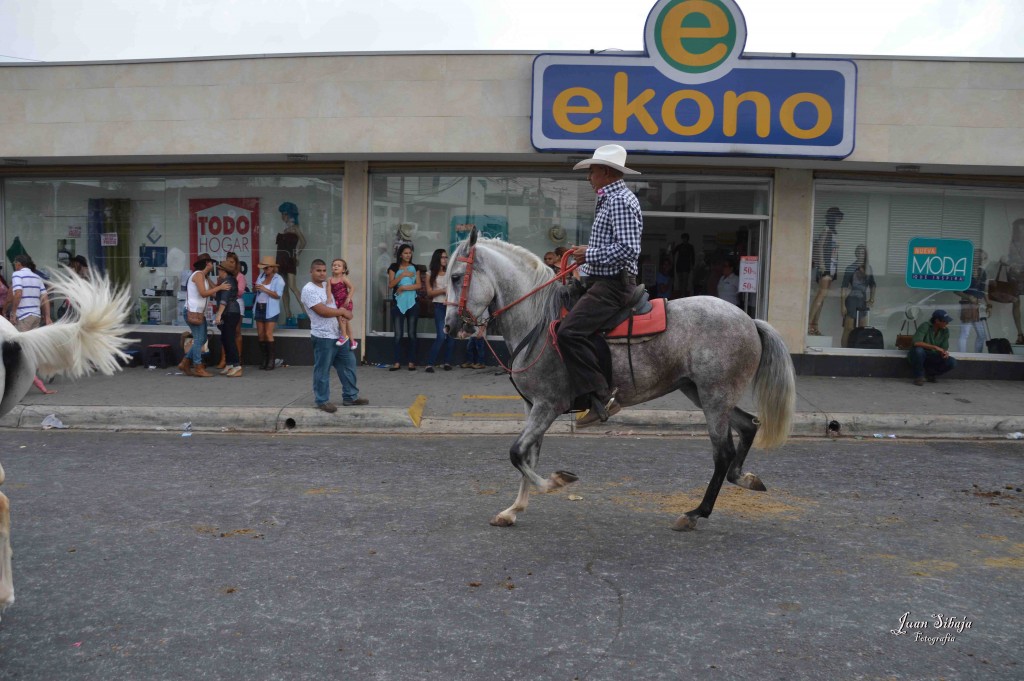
[0,270,132,620]
[445,230,796,531]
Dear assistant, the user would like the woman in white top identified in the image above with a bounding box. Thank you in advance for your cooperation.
[181,254,229,377]
[424,249,455,372]
[253,255,286,371]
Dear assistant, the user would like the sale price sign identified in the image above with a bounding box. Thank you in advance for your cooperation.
[739,255,758,293]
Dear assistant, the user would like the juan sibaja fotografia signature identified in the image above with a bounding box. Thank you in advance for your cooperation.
[891,612,973,645]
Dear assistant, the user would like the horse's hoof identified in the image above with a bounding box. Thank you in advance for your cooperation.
[672,515,698,532]
[490,514,515,527]
[736,473,767,492]
[551,470,579,487]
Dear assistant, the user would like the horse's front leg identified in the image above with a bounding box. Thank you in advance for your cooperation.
[490,403,577,527]
[0,487,12,618]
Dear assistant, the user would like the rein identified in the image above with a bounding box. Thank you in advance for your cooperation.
[455,246,579,374]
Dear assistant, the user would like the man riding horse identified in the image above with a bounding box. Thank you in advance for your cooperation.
[559,144,643,427]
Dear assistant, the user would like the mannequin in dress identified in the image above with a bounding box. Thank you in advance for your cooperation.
[276,202,307,322]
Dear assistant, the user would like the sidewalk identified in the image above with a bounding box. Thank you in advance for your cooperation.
[3,360,1024,439]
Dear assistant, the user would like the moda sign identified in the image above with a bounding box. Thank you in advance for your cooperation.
[532,0,856,158]
[905,238,974,291]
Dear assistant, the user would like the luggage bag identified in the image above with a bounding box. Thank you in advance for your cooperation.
[983,318,1013,354]
[847,310,884,349]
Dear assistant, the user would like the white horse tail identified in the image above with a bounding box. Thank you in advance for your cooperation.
[752,320,796,449]
[16,270,133,379]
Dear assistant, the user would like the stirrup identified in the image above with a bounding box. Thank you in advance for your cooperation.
[576,388,620,428]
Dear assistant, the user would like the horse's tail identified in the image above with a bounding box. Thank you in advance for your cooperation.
[751,319,796,449]
[17,270,132,379]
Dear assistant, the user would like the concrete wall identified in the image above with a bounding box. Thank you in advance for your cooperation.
[0,54,534,159]
[0,54,1021,169]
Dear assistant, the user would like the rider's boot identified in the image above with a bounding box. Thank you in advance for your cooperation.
[576,387,620,428]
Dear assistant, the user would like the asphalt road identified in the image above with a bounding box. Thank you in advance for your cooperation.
[0,432,1021,680]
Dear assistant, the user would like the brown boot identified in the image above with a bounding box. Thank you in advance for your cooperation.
[259,341,270,370]
[177,358,194,376]
[266,341,276,371]
[193,364,213,378]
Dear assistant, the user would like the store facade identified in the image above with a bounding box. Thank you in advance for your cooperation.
[0,0,1021,375]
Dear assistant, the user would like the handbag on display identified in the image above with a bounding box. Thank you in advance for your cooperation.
[988,263,1018,304]
[895,318,915,351]
[959,298,981,323]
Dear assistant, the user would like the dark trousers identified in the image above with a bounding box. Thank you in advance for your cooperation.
[217,310,241,365]
[907,347,957,378]
[391,305,419,365]
[426,302,455,366]
[556,278,629,400]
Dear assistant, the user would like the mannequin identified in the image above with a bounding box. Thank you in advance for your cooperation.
[958,248,990,353]
[840,244,876,347]
[1004,218,1024,345]
[809,206,843,336]
[275,202,306,322]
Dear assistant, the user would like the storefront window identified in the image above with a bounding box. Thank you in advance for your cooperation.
[367,172,771,335]
[3,175,343,327]
[809,182,1024,355]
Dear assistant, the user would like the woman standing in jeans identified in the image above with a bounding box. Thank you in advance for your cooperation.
[424,249,454,373]
[387,244,421,371]
[180,254,228,378]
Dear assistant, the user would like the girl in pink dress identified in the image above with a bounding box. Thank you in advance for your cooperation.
[330,259,357,349]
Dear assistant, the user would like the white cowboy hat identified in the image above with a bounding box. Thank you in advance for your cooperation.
[397,222,418,240]
[548,225,567,244]
[572,144,640,175]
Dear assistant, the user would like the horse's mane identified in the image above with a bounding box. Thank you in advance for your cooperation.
[454,237,569,324]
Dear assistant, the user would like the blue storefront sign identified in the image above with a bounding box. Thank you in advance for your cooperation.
[532,0,856,158]
[905,238,974,291]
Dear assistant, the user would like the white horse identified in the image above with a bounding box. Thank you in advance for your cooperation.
[0,270,132,620]
[445,230,796,531]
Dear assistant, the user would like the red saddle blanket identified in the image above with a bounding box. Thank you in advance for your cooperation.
[607,297,666,338]
[557,297,667,339]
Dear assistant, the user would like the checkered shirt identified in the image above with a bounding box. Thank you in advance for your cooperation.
[582,179,643,277]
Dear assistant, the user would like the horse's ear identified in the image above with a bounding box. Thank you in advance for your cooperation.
[469,225,478,247]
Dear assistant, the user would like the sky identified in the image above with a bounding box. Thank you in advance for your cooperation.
[0,0,1021,63]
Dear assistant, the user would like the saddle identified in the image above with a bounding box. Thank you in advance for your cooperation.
[558,283,667,341]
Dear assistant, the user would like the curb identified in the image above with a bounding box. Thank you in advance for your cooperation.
[3,405,1023,439]
[0,405,415,434]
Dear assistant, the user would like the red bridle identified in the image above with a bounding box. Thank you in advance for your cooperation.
[454,244,579,329]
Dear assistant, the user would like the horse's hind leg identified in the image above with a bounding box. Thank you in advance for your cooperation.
[491,404,575,527]
[674,407,735,531]
[679,384,766,493]
[727,408,767,492]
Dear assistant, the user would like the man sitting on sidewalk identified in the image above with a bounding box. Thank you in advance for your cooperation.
[908,309,957,386]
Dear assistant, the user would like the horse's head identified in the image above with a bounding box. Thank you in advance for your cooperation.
[444,227,497,339]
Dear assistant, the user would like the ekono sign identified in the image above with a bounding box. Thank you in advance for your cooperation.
[532,0,856,158]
